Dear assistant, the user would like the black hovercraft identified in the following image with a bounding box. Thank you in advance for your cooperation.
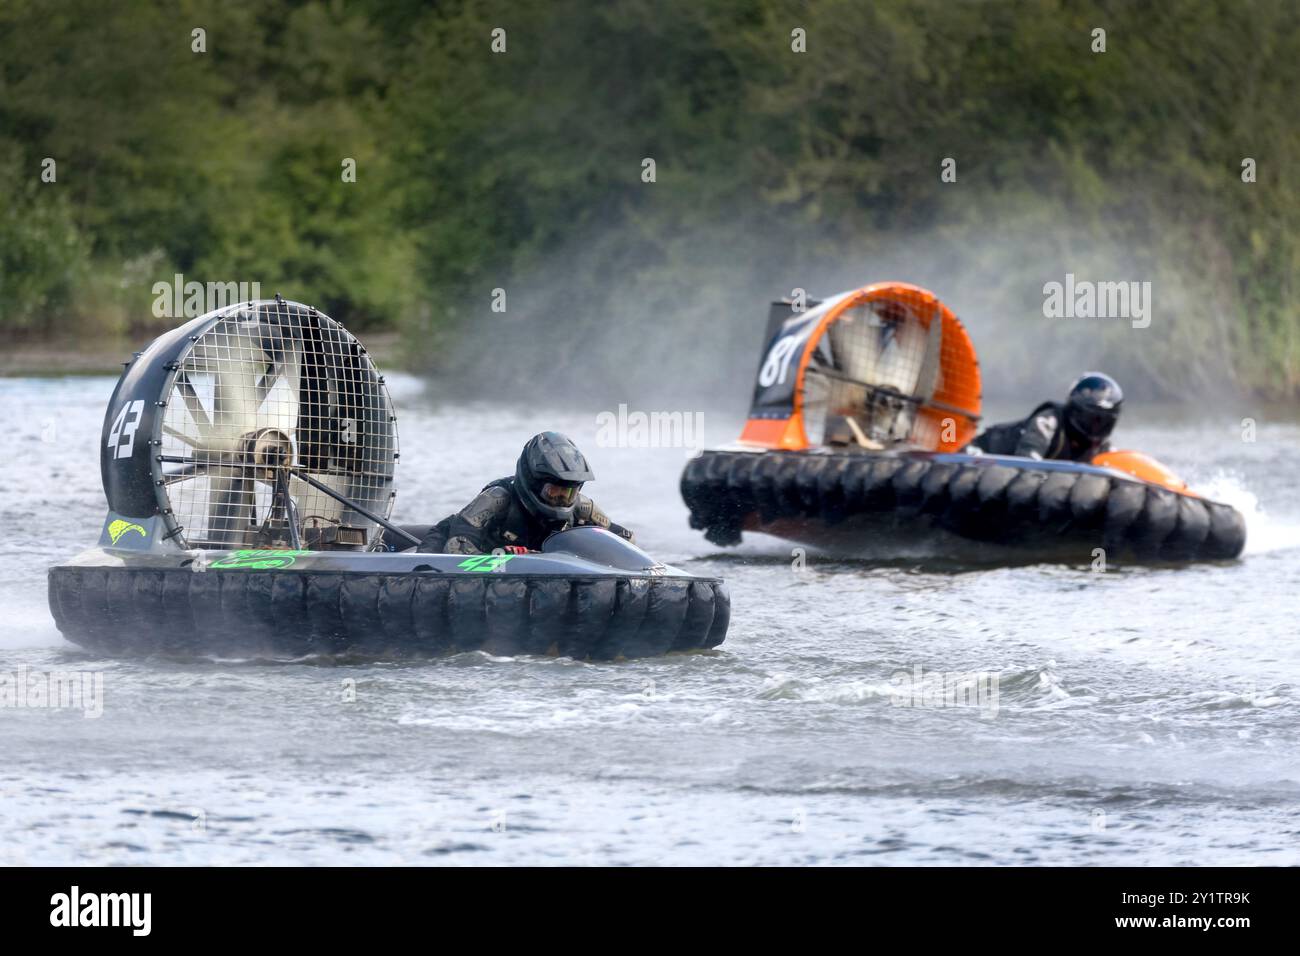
[48,299,729,659]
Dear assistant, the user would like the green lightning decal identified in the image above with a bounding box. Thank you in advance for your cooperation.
[457,554,516,572]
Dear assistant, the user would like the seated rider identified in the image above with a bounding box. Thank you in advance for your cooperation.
[418,431,635,554]
[966,372,1123,462]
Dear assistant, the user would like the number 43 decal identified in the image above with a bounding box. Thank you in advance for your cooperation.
[107,400,145,459]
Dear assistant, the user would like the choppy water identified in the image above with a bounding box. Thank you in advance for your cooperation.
[2,374,1299,865]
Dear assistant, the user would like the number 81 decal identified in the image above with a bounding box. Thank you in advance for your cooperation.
[107,400,145,459]
[757,317,817,388]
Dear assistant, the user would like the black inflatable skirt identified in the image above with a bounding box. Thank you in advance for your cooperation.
[681,449,1245,563]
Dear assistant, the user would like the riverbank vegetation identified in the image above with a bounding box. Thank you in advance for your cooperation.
[2,0,1296,399]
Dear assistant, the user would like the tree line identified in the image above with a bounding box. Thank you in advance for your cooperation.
[2,0,1296,400]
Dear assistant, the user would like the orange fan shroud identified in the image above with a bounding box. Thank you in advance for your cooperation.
[738,282,982,452]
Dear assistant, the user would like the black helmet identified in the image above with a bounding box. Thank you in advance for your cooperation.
[1065,372,1123,443]
[515,431,594,523]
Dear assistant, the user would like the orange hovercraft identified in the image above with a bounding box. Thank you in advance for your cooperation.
[680,282,1246,563]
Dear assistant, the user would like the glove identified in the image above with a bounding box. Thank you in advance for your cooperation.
[499,545,530,555]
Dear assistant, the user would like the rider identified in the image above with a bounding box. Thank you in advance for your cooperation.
[417,431,635,554]
[966,372,1123,462]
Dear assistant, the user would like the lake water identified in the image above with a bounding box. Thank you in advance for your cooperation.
[2,374,1298,864]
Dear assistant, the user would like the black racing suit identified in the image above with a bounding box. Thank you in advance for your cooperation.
[966,401,1110,462]
[417,477,635,554]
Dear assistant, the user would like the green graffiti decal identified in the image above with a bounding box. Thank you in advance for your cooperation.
[457,554,516,572]
[107,519,147,545]
[209,549,314,570]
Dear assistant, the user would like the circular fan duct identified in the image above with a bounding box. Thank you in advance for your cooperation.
[740,282,982,452]
[101,299,398,550]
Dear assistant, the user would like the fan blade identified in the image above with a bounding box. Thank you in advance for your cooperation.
[254,353,302,433]
[174,372,212,434]
[254,366,276,406]
[162,423,203,447]
[202,344,271,449]
[254,316,303,407]
[915,304,944,402]
[206,465,257,547]
[163,463,206,484]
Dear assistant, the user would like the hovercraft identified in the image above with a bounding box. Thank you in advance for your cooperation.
[49,299,729,659]
[681,282,1245,564]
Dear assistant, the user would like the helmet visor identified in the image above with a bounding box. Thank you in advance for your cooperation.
[539,481,580,507]
[1069,405,1119,441]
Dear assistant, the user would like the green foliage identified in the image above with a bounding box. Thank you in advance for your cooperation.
[0,0,413,335]
[0,147,87,334]
[1,0,1297,396]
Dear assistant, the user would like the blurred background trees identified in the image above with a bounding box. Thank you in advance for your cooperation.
[2,0,1297,402]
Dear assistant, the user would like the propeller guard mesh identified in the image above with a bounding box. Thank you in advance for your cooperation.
[155,300,397,550]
